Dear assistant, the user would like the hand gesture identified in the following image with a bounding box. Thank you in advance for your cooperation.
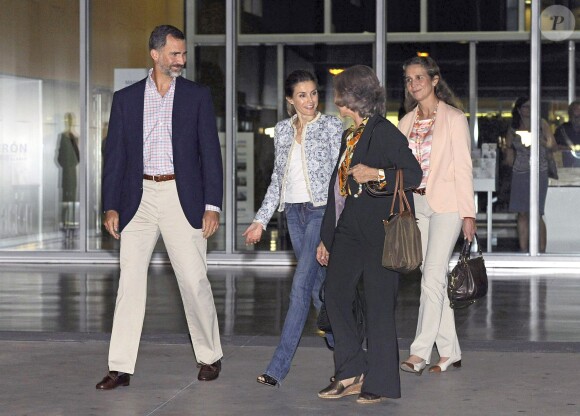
[316,241,329,266]
[103,210,120,240]
[243,222,263,245]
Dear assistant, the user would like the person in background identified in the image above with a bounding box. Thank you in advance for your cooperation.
[243,70,343,388]
[96,25,223,390]
[506,97,556,253]
[555,100,580,167]
[57,112,80,245]
[316,65,422,404]
[398,56,476,375]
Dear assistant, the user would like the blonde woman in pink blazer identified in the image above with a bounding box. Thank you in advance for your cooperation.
[397,56,476,375]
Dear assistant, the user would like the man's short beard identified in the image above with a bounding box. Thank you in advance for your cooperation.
[164,66,183,78]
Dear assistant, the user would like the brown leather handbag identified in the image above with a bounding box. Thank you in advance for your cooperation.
[447,234,488,309]
[381,170,422,273]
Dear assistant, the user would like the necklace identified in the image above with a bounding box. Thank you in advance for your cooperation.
[412,104,438,165]
[417,101,439,120]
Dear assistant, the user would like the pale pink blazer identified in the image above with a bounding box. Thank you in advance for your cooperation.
[398,101,476,219]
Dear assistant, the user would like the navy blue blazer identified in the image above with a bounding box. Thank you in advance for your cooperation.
[102,76,223,231]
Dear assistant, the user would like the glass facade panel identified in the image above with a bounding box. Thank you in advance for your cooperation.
[235,45,281,251]
[332,0,375,33]
[476,40,580,253]
[0,1,80,251]
[542,40,580,254]
[333,0,420,33]
[387,0,421,33]
[240,1,324,34]
[197,0,226,34]
[477,42,529,252]
[428,0,510,31]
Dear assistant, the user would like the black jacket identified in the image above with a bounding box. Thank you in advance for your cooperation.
[320,114,422,251]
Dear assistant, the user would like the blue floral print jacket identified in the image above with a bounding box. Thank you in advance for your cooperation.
[254,112,343,228]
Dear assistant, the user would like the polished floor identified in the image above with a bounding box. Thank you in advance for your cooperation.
[1,265,580,344]
[1,265,580,415]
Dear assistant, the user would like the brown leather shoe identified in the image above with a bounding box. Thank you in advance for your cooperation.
[95,371,130,390]
[197,359,221,381]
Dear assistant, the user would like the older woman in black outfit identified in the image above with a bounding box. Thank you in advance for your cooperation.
[316,65,422,404]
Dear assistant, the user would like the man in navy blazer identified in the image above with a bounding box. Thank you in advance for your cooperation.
[96,25,224,390]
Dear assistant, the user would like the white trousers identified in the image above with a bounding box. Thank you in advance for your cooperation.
[409,194,463,362]
[108,180,223,374]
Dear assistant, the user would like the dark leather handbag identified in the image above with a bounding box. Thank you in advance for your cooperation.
[447,234,488,309]
[366,180,390,197]
[381,169,422,273]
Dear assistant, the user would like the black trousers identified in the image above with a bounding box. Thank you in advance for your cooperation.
[325,210,401,398]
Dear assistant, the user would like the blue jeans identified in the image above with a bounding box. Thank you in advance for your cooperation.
[265,202,327,382]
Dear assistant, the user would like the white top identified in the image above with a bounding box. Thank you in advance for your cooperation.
[284,141,310,203]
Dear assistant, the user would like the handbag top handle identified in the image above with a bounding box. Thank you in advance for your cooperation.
[459,233,483,261]
[389,169,412,216]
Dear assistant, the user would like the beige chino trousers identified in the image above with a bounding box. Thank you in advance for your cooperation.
[409,194,463,363]
[108,180,223,374]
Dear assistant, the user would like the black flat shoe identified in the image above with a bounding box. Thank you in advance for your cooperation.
[257,374,278,387]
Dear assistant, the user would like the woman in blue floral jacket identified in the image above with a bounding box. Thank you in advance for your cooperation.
[243,70,343,387]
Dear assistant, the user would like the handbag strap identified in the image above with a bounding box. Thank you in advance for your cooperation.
[389,170,401,215]
[389,169,412,215]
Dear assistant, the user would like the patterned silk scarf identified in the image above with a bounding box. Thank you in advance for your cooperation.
[338,119,368,197]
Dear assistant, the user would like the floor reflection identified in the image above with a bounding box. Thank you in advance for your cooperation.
[1,265,580,344]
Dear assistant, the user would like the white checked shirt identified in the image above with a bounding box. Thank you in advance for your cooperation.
[143,69,220,213]
[144,69,175,176]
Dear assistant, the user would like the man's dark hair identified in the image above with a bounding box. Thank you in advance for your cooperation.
[149,25,185,51]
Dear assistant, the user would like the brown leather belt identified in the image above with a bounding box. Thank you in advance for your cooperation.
[413,188,426,195]
[143,174,176,182]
